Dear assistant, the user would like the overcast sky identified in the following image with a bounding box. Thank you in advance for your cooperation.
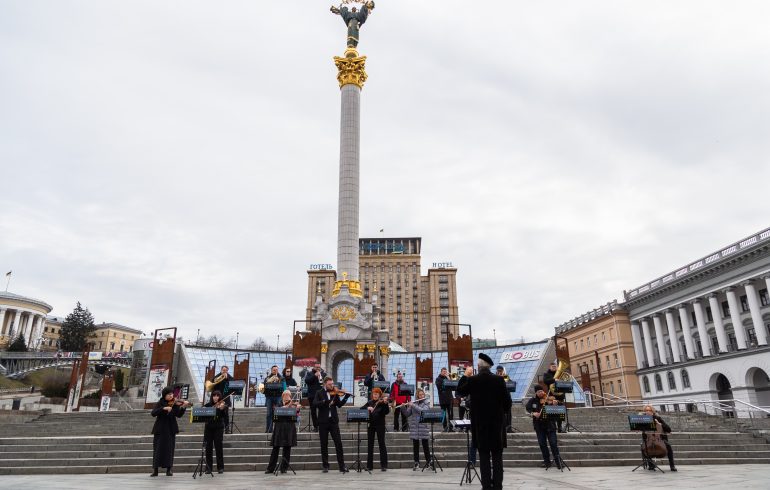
[1,1,768,347]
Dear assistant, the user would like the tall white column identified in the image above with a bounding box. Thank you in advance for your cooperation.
[708,293,729,352]
[631,322,646,369]
[0,308,7,336]
[745,280,768,346]
[11,310,21,338]
[652,314,668,364]
[725,287,748,350]
[692,299,712,357]
[28,315,40,349]
[641,319,656,367]
[664,310,682,363]
[677,304,696,359]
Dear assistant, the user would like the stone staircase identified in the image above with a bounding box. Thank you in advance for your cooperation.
[0,405,768,474]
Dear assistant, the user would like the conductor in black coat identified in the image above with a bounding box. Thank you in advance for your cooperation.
[456,353,511,490]
[305,363,326,431]
[150,387,191,477]
[312,376,351,473]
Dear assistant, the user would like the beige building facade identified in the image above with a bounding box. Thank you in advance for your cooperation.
[556,301,642,404]
[306,237,459,351]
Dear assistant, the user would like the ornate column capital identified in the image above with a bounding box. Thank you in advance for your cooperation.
[321,343,329,354]
[378,345,390,356]
[334,48,367,89]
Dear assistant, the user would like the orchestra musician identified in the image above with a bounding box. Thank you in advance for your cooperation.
[265,365,283,433]
[496,365,514,433]
[304,362,327,432]
[641,405,677,471]
[265,390,299,474]
[203,390,227,474]
[390,372,411,432]
[150,387,191,477]
[360,387,390,471]
[542,361,564,433]
[312,376,350,473]
[363,363,385,399]
[401,388,432,470]
[526,385,561,469]
[210,366,233,433]
[456,353,511,490]
[435,367,454,432]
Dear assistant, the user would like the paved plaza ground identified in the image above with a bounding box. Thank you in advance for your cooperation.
[3,464,770,490]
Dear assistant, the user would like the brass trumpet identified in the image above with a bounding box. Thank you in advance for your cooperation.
[450,372,458,381]
[205,372,228,392]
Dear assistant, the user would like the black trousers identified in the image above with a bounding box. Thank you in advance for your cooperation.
[394,407,408,431]
[319,422,345,469]
[504,408,512,431]
[222,406,230,431]
[309,397,319,429]
[367,425,388,469]
[441,403,454,429]
[204,427,224,471]
[535,427,560,463]
[412,439,430,463]
[459,405,468,420]
[478,447,503,490]
[267,446,292,472]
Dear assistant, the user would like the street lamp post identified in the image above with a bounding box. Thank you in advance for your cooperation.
[235,332,239,350]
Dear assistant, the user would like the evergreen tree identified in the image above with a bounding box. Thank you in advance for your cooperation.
[59,302,96,351]
[8,335,28,352]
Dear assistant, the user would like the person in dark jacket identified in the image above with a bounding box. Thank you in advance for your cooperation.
[496,365,514,433]
[304,362,326,432]
[283,367,297,387]
[150,387,190,476]
[265,390,299,473]
[361,387,390,471]
[525,385,561,469]
[363,363,385,399]
[312,376,350,473]
[641,404,677,471]
[210,366,233,433]
[435,367,455,432]
[456,353,511,490]
[203,391,227,474]
[391,372,410,431]
[542,361,564,432]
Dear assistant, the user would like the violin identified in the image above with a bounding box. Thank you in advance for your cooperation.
[166,397,191,408]
[327,387,351,397]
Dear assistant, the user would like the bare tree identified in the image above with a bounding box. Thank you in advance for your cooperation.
[248,337,269,351]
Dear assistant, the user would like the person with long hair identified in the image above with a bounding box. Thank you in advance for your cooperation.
[641,405,677,471]
[401,388,432,470]
[203,390,227,474]
[360,387,389,471]
[150,387,190,477]
[265,390,299,473]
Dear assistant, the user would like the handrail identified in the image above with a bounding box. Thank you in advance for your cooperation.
[732,399,770,415]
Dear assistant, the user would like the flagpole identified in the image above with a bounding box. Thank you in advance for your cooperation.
[4,272,10,292]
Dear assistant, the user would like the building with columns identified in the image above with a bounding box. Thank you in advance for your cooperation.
[623,226,770,414]
[0,292,52,350]
[556,301,643,404]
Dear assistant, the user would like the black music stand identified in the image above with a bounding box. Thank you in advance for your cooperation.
[554,381,580,433]
[453,419,479,486]
[299,380,314,432]
[372,380,390,394]
[190,407,217,479]
[347,409,371,474]
[504,381,521,433]
[542,405,570,472]
[420,408,444,473]
[629,415,664,473]
[228,380,246,434]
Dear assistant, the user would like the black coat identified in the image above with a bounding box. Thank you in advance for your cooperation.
[284,376,297,387]
[642,414,672,442]
[212,373,234,406]
[271,404,298,447]
[312,389,350,424]
[456,370,511,451]
[151,400,186,435]
[304,368,326,399]
[203,400,228,431]
[435,374,454,406]
[364,371,385,391]
[360,399,390,428]
[525,396,553,431]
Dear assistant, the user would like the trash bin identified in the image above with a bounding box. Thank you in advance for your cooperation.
[11,398,21,410]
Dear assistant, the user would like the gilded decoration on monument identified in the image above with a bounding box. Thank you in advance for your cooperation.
[379,345,390,356]
[332,272,363,297]
[331,305,357,321]
[321,344,329,353]
[334,50,367,89]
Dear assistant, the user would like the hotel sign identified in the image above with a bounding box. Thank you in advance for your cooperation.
[432,262,454,268]
[309,264,334,270]
[500,348,543,363]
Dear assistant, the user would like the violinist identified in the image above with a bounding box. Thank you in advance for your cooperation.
[150,387,191,477]
[360,387,389,471]
[641,405,676,471]
[525,384,561,470]
[265,390,299,474]
[312,376,350,473]
[203,390,227,474]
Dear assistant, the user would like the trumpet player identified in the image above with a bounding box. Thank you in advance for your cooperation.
[265,365,283,433]
[542,361,564,433]
[210,366,233,433]
[435,367,454,432]
[203,390,228,474]
[496,365,513,433]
